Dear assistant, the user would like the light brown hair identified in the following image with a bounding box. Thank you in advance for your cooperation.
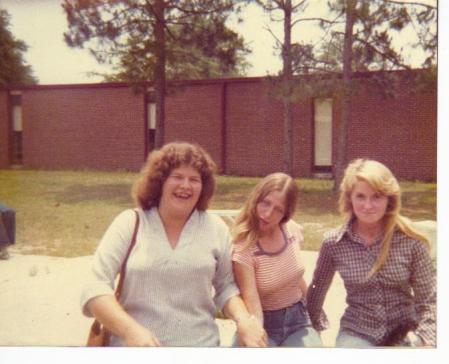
[232,172,299,251]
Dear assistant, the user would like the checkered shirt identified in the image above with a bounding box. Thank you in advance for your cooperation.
[306,220,436,346]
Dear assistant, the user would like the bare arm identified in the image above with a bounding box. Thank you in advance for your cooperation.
[222,294,267,347]
[298,275,308,297]
[87,295,161,347]
[233,261,264,325]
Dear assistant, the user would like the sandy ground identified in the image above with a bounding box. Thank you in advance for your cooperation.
[0,251,345,347]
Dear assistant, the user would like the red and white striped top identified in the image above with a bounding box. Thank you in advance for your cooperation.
[232,220,305,311]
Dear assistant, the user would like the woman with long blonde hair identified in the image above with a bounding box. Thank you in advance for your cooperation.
[231,173,322,347]
[307,159,436,347]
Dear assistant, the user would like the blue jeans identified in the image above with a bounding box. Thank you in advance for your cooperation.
[336,329,376,348]
[263,301,322,347]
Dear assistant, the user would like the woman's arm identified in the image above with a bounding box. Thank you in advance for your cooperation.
[233,261,264,325]
[409,241,436,346]
[298,275,308,297]
[306,241,335,331]
[87,295,161,346]
[82,210,160,346]
[222,295,267,347]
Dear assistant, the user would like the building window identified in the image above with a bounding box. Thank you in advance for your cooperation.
[10,93,23,165]
[147,102,156,152]
[313,98,333,172]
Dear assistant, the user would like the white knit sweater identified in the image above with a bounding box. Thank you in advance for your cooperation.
[81,208,239,346]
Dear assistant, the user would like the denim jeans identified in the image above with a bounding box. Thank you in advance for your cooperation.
[263,301,322,347]
[335,329,376,348]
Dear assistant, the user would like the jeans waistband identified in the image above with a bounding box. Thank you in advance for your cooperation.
[263,300,304,319]
[263,300,311,332]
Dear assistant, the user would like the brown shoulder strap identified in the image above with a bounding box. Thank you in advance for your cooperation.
[114,210,140,300]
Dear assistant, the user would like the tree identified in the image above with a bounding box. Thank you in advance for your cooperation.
[0,8,37,86]
[104,15,250,82]
[63,0,247,149]
[315,0,437,190]
[255,0,309,175]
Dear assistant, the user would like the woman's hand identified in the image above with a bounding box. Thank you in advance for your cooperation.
[123,324,161,347]
[236,314,268,347]
[406,331,424,347]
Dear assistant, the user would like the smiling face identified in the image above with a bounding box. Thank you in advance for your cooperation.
[159,164,203,219]
[256,190,286,234]
[350,180,389,228]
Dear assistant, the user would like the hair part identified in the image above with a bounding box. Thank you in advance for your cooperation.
[232,172,299,251]
[131,142,217,211]
[339,159,429,276]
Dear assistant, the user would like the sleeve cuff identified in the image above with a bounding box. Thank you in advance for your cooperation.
[214,283,240,310]
[80,281,115,317]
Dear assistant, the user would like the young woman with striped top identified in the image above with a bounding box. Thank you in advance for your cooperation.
[231,173,322,347]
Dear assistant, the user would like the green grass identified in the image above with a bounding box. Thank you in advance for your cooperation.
[0,170,436,257]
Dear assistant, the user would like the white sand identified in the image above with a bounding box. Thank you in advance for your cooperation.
[0,251,345,347]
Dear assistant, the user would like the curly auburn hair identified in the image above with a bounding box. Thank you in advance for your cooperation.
[132,142,217,211]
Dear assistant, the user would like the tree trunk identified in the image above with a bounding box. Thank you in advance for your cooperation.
[154,0,166,149]
[282,0,294,176]
[334,0,356,192]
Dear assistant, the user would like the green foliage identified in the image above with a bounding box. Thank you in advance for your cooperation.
[0,8,37,86]
[63,0,250,82]
[317,0,437,72]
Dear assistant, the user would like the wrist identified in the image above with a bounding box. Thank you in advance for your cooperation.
[235,314,256,325]
[407,331,424,347]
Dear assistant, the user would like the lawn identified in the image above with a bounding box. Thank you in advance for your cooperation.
[0,169,436,257]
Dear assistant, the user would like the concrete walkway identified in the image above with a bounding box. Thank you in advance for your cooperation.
[0,252,345,347]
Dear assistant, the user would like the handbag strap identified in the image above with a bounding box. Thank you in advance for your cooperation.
[114,210,140,300]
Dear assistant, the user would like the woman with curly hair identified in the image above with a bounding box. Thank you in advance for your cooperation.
[231,173,322,347]
[81,142,266,347]
[307,159,436,347]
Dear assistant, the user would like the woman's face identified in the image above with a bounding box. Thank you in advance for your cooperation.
[350,180,389,227]
[159,164,202,218]
[256,190,286,234]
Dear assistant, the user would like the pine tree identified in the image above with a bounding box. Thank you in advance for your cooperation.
[63,0,248,148]
[0,8,37,86]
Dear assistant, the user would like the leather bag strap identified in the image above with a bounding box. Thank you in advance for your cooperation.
[114,210,140,300]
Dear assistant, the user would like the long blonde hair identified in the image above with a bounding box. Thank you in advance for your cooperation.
[231,172,298,252]
[339,159,429,276]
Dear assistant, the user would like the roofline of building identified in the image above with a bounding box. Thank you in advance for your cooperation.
[1,68,428,92]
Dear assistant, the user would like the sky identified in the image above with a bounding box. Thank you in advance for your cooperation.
[1,0,439,85]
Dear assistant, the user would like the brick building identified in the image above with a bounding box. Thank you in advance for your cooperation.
[0,70,436,181]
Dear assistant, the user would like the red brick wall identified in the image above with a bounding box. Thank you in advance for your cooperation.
[225,80,314,177]
[292,97,314,177]
[21,86,146,171]
[0,72,437,181]
[226,80,284,176]
[165,83,224,171]
[0,91,9,168]
[342,78,436,181]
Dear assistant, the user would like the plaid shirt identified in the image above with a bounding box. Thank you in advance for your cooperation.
[306,220,436,346]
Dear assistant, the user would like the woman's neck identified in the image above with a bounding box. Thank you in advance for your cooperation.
[158,205,189,226]
[259,226,281,240]
[353,219,384,245]
[258,225,284,251]
[157,206,191,245]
